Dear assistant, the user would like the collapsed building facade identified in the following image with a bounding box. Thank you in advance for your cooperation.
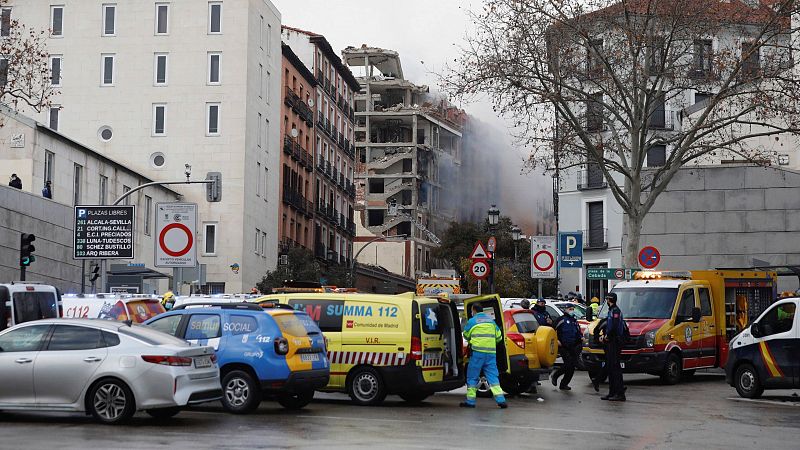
[342,46,465,277]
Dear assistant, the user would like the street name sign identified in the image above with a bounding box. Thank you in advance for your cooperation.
[74,206,135,259]
[586,268,640,280]
[155,203,197,268]
[530,236,556,279]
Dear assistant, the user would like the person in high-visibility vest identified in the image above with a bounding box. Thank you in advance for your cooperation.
[161,291,176,310]
[460,304,507,409]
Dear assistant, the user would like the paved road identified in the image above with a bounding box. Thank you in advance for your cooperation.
[1,372,798,449]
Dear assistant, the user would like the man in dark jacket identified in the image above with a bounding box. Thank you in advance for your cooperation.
[9,174,22,189]
[42,180,52,199]
[600,292,626,401]
[532,298,552,326]
[550,304,582,390]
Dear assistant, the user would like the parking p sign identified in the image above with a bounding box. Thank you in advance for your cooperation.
[559,232,583,269]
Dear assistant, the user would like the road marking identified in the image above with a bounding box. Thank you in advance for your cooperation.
[308,415,423,424]
[472,423,610,435]
[727,397,800,407]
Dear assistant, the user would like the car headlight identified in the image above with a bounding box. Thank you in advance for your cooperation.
[645,330,656,348]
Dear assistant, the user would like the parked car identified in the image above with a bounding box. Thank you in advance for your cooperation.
[0,319,221,424]
[145,302,329,413]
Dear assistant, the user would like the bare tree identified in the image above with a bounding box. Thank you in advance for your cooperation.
[0,0,55,115]
[444,0,800,266]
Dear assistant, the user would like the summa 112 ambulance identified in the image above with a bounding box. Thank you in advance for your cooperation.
[726,297,798,398]
[582,270,777,385]
[255,292,464,405]
[61,293,166,323]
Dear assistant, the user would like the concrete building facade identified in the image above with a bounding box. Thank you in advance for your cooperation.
[7,0,283,293]
[1,110,177,293]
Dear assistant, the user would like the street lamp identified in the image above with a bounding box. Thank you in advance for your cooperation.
[511,224,521,262]
[487,204,500,228]
[350,234,408,288]
[486,205,500,294]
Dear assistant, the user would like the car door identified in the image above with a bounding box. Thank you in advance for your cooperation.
[752,301,797,388]
[147,313,188,338]
[184,314,223,350]
[696,287,717,367]
[669,287,702,369]
[34,325,109,405]
[0,324,52,405]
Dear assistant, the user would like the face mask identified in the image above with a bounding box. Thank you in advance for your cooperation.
[568,311,576,318]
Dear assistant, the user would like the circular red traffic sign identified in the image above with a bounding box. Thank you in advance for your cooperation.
[533,250,554,272]
[159,223,193,257]
[470,260,489,280]
[639,246,661,269]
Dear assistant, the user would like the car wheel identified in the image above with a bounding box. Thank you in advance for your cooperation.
[735,364,764,399]
[277,390,314,410]
[88,378,136,424]
[476,375,492,398]
[499,374,532,396]
[660,353,682,385]
[398,392,431,403]
[222,370,262,414]
[347,367,387,406]
[146,407,182,419]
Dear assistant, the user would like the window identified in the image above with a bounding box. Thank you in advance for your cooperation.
[0,58,8,85]
[144,195,152,235]
[264,166,269,201]
[261,231,267,256]
[694,92,712,106]
[647,36,665,74]
[50,55,62,86]
[155,3,169,35]
[741,41,760,78]
[647,145,666,167]
[254,228,260,254]
[101,54,115,85]
[50,6,64,37]
[587,201,604,248]
[154,53,168,85]
[1,7,11,37]
[256,161,262,197]
[11,292,58,324]
[677,289,696,321]
[648,91,666,129]
[257,113,262,147]
[102,4,116,36]
[421,304,441,334]
[99,175,108,204]
[46,325,104,351]
[0,325,50,352]
[153,104,166,135]
[587,38,603,77]
[286,299,344,332]
[204,223,217,255]
[512,311,539,333]
[227,316,257,335]
[208,2,222,34]
[206,103,220,135]
[759,302,796,336]
[48,106,60,131]
[208,53,221,84]
[693,39,712,74]
[44,150,55,184]
[122,185,131,205]
[185,314,221,340]
[265,71,271,102]
[258,64,263,98]
[259,15,264,49]
[586,92,604,131]
[698,288,712,316]
[266,24,272,54]
[147,314,183,336]
[73,163,82,205]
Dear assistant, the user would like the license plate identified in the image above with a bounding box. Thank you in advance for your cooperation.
[620,362,625,369]
[194,355,213,368]
[301,353,320,362]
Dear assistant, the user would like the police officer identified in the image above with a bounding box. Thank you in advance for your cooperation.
[550,304,582,390]
[461,304,508,409]
[600,292,626,401]
[519,299,531,310]
[532,298,553,326]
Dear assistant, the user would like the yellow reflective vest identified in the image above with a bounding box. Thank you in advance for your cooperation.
[463,313,502,354]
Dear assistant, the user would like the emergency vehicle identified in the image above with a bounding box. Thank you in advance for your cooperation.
[61,293,165,323]
[726,297,798,398]
[0,282,60,330]
[582,270,777,384]
[255,291,465,405]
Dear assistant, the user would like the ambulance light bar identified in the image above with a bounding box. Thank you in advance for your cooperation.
[634,271,692,280]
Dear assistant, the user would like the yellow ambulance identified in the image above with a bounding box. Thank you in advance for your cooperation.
[254,292,465,405]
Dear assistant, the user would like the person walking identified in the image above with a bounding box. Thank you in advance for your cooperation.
[461,303,508,409]
[42,180,52,199]
[550,303,582,390]
[532,298,553,326]
[600,292,626,401]
[8,174,22,189]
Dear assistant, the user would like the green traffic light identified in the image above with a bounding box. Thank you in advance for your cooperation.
[21,257,31,266]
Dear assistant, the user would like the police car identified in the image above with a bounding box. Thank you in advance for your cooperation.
[726,297,798,398]
[145,302,329,413]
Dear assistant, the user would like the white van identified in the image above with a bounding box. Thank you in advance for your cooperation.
[61,293,165,323]
[0,282,61,330]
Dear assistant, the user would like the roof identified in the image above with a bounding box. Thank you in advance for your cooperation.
[282,43,317,87]
[613,280,686,289]
[20,318,125,330]
[282,25,361,91]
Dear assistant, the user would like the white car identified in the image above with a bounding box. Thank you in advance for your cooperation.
[0,319,221,424]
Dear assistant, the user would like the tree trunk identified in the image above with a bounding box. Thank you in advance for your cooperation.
[623,213,642,268]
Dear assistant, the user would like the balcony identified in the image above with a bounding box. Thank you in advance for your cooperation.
[317,158,326,173]
[314,241,326,259]
[577,168,607,190]
[284,86,298,108]
[316,111,325,130]
[583,228,608,250]
[316,69,324,84]
[283,136,293,155]
[647,109,678,131]
[333,167,339,182]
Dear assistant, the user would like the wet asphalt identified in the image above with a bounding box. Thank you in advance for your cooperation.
[0,371,798,450]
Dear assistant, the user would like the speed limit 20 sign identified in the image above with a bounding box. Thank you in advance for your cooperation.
[470,260,490,280]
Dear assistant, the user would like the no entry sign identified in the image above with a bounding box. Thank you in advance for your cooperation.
[155,203,197,267]
[530,236,556,279]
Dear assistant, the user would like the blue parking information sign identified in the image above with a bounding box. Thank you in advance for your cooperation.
[559,232,583,268]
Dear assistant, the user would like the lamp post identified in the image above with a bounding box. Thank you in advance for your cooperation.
[511,224,521,263]
[487,205,500,294]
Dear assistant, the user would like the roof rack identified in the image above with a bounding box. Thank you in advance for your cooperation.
[172,302,263,311]
[254,301,295,310]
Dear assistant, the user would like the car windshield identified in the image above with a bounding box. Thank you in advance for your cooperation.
[119,323,190,346]
[611,288,679,319]
[13,292,59,324]
[512,311,539,333]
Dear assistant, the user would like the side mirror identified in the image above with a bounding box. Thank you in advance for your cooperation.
[750,322,761,338]
[691,307,701,323]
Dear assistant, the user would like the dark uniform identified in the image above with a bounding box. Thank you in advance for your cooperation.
[551,311,582,389]
[532,304,552,326]
[602,298,626,401]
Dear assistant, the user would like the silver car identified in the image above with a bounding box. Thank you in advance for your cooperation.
[0,319,221,424]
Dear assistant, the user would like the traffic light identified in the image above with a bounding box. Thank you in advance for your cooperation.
[89,264,100,283]
[206,172,222,202]
[20,233,36,267]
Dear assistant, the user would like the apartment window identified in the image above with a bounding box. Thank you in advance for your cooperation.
[647,145,667,167]
[101,54,115,85]
[1,8,11,37]
[266,24,272,54]
[693,39,712,74]
[155,3,169,35]
[73,163,82,205]
[258,64,263,98]
[44,150,55,184]
[153,104,166,135]
[208,53,221,84]
[264,119,270,151]
[50,6,64,37]
[256,162,262,197]
[647,36,665,75]
[254,228,260,254]
[122,185,131,205]
[265,71,271,102]
[587,201,605,248]
[102,4,116,36]
[50,55,62,87]
[694,92,712,106]
[261,231,267,257]
[144,195,152,235]
[48,106,60,130]
[264,166,269,201]
[0,58,7,85]
[742,41,761,78]
[206,103,220,135]
[204,223,217,255]
[99,175,108,204]
[648,91,666,129]
[154,53,168,85]
[587,38,603,77]
[208,2,222,34]
[586,92,603,131]
[259,16,264,49]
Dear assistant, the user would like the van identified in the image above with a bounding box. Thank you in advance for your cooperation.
[0,283,60,330]
[255,292,464,405]
[61,293,165,323]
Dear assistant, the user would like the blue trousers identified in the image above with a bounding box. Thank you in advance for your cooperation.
[465,350,506,405]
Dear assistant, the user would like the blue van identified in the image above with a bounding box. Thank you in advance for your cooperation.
[145,303,329,413]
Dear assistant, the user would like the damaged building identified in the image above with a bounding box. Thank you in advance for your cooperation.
[342,45,465,278]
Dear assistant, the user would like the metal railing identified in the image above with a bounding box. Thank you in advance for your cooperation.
[582,228,608,249]
[576,169,608,190]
